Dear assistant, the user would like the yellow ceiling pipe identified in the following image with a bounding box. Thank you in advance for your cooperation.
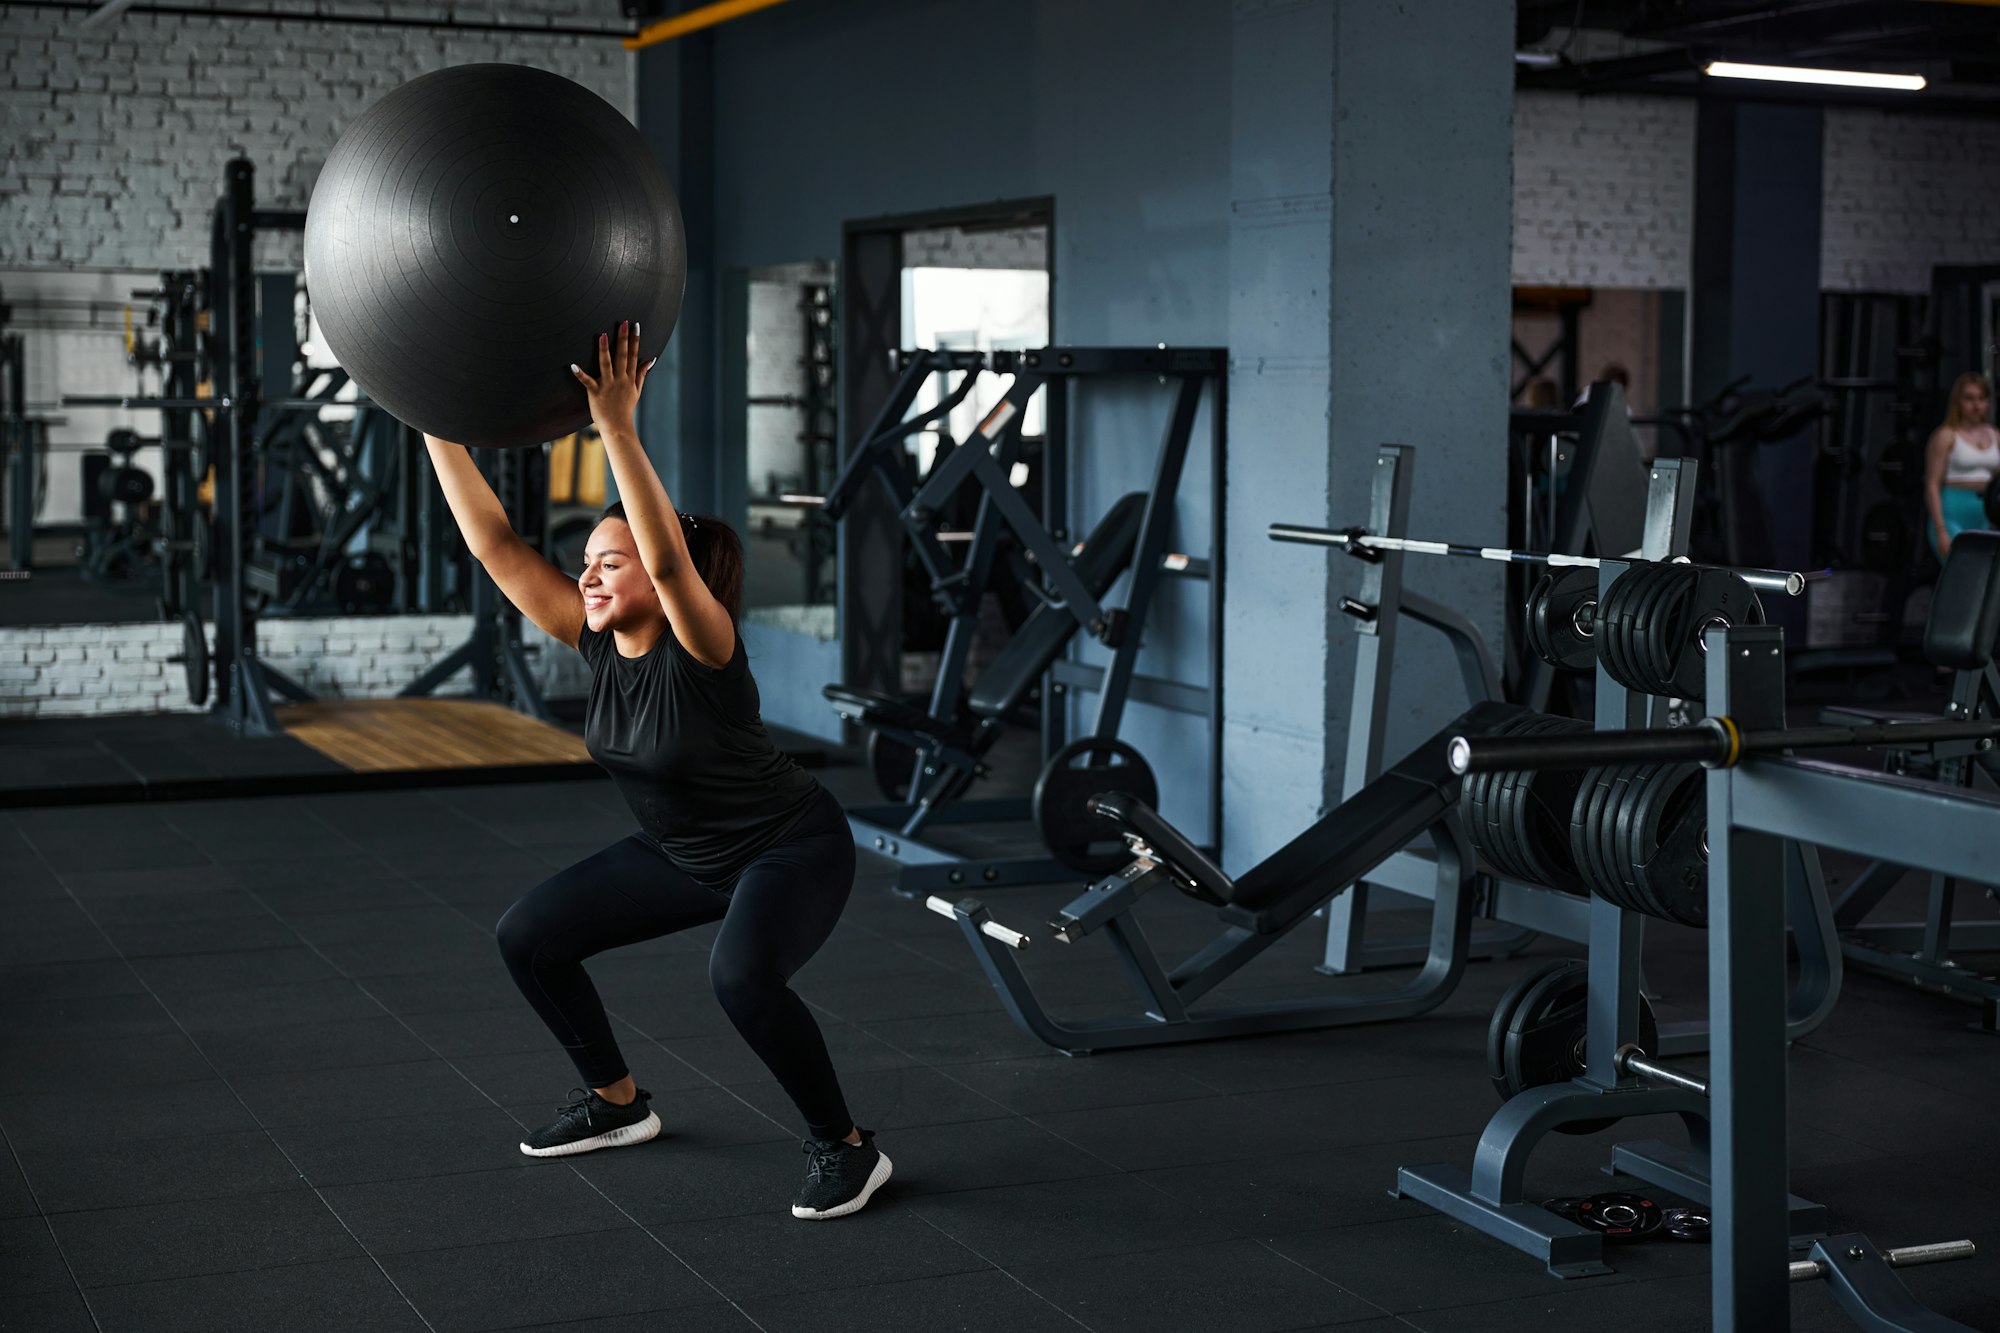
[624,0,792,51]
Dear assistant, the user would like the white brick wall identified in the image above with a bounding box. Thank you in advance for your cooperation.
[0,3,634,271]
[1821,108,2000,294]
[0,614,588,718]
[1512,91,1698,290]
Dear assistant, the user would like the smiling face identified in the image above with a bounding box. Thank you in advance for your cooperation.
[579,517,661,633]
[1958,379,1991,428]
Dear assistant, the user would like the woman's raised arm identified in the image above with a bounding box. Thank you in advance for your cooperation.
[572,322,734,667]
[424,434,585,647]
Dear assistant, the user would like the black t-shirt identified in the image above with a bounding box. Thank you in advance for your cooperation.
[576,622,822,886]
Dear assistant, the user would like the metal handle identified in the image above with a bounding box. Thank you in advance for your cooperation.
[1791,1239,1976,1281]
[924,896,1030,950]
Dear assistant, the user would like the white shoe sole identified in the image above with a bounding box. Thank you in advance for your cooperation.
[519,1110,661,1158]
[791,1150,894,1220]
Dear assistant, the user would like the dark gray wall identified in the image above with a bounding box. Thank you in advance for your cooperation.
[640,0,1513,866]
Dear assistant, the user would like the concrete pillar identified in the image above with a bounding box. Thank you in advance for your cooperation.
[636,36,720,515]
[1223,0,1513,870]
[1692,99,1823,601]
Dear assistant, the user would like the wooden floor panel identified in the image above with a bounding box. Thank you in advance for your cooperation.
[278,698,592,773]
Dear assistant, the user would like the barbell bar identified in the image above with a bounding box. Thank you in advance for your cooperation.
[1448,715,2000,776]
[1267,521,1819,598]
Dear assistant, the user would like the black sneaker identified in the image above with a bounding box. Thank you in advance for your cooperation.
[791,1128,892,1220]
[519,1088,660,1158]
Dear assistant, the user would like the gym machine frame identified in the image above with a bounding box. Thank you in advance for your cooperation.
[1305,448,1840,1056]
[824,346,1224,897]
[1399,619,1986,1332]
[64,160,552,730]
[928,448,1839,1054]
[1823,532,2000,1030]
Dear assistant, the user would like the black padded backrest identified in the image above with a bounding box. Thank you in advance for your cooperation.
[1925,531,2000,671]
[967,492,1151,719]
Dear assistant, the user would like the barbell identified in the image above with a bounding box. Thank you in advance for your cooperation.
[1449,714,2000,776]
[1266,522,1819,597]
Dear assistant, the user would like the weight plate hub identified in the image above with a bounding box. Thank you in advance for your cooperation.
[1548,1191,1666,1243]
[1033,737,1158,874]
[1485,959,1658,1135]
[1524,567,1598,672]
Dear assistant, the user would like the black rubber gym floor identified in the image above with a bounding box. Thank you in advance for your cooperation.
[3,768,1997,1332]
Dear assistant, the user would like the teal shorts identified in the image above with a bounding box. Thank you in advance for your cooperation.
[1930,487,1988,556]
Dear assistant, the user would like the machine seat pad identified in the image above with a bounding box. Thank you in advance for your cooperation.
[967,492,1152,720]
[820,685,970,746]
[1220,702,1520,935]
[1087,790,1235,906]
[1925,531,2000,671]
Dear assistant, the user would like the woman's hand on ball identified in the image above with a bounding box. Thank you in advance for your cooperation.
[570,321,656,429]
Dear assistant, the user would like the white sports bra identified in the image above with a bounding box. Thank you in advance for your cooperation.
[1945,431,2000,484]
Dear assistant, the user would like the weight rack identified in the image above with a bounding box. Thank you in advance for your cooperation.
[1396,617,1989,1330]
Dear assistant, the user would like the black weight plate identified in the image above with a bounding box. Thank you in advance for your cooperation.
[1034,738,1159,874]
[1636,763,1708,927]
[1611,764,1674,922]
[1636,763,1693,923]
[1499,960,1660,1136]
[181,611,208,708]
[1524,573,1558,666]
[1486,959,1573,1103]
[1664,570,1722,698]
[1525,572,1596,672]
[1463,712,1543,878]
[1611,763,1665,917]
[1571,1191,1665,1243]
[1491,714,1578,884]
[1635,565,1695,697]
[1628,566,1690,697]
[1611,565,1669,684]
[1600,565,1664,696]
[1519,723,1592,893]
[1598,765,1642,916]
[1593,568,1638,693]
[1501,717,1574,887]
[867,729,921,802]
[1572,764,1627,912]
[1650,570,1703,695]
[1502,963,1620,1135]
[1663,1206,1712,1243]
[1539,568,1599,671]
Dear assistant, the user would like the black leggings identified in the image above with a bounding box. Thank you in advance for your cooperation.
[495,787,857,1141]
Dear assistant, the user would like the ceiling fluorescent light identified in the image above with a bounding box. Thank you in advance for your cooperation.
[1704,61,1926,91]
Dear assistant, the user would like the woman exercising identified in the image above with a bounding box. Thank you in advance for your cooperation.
[1924,371,1997,561]
[423,321,889,1221]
